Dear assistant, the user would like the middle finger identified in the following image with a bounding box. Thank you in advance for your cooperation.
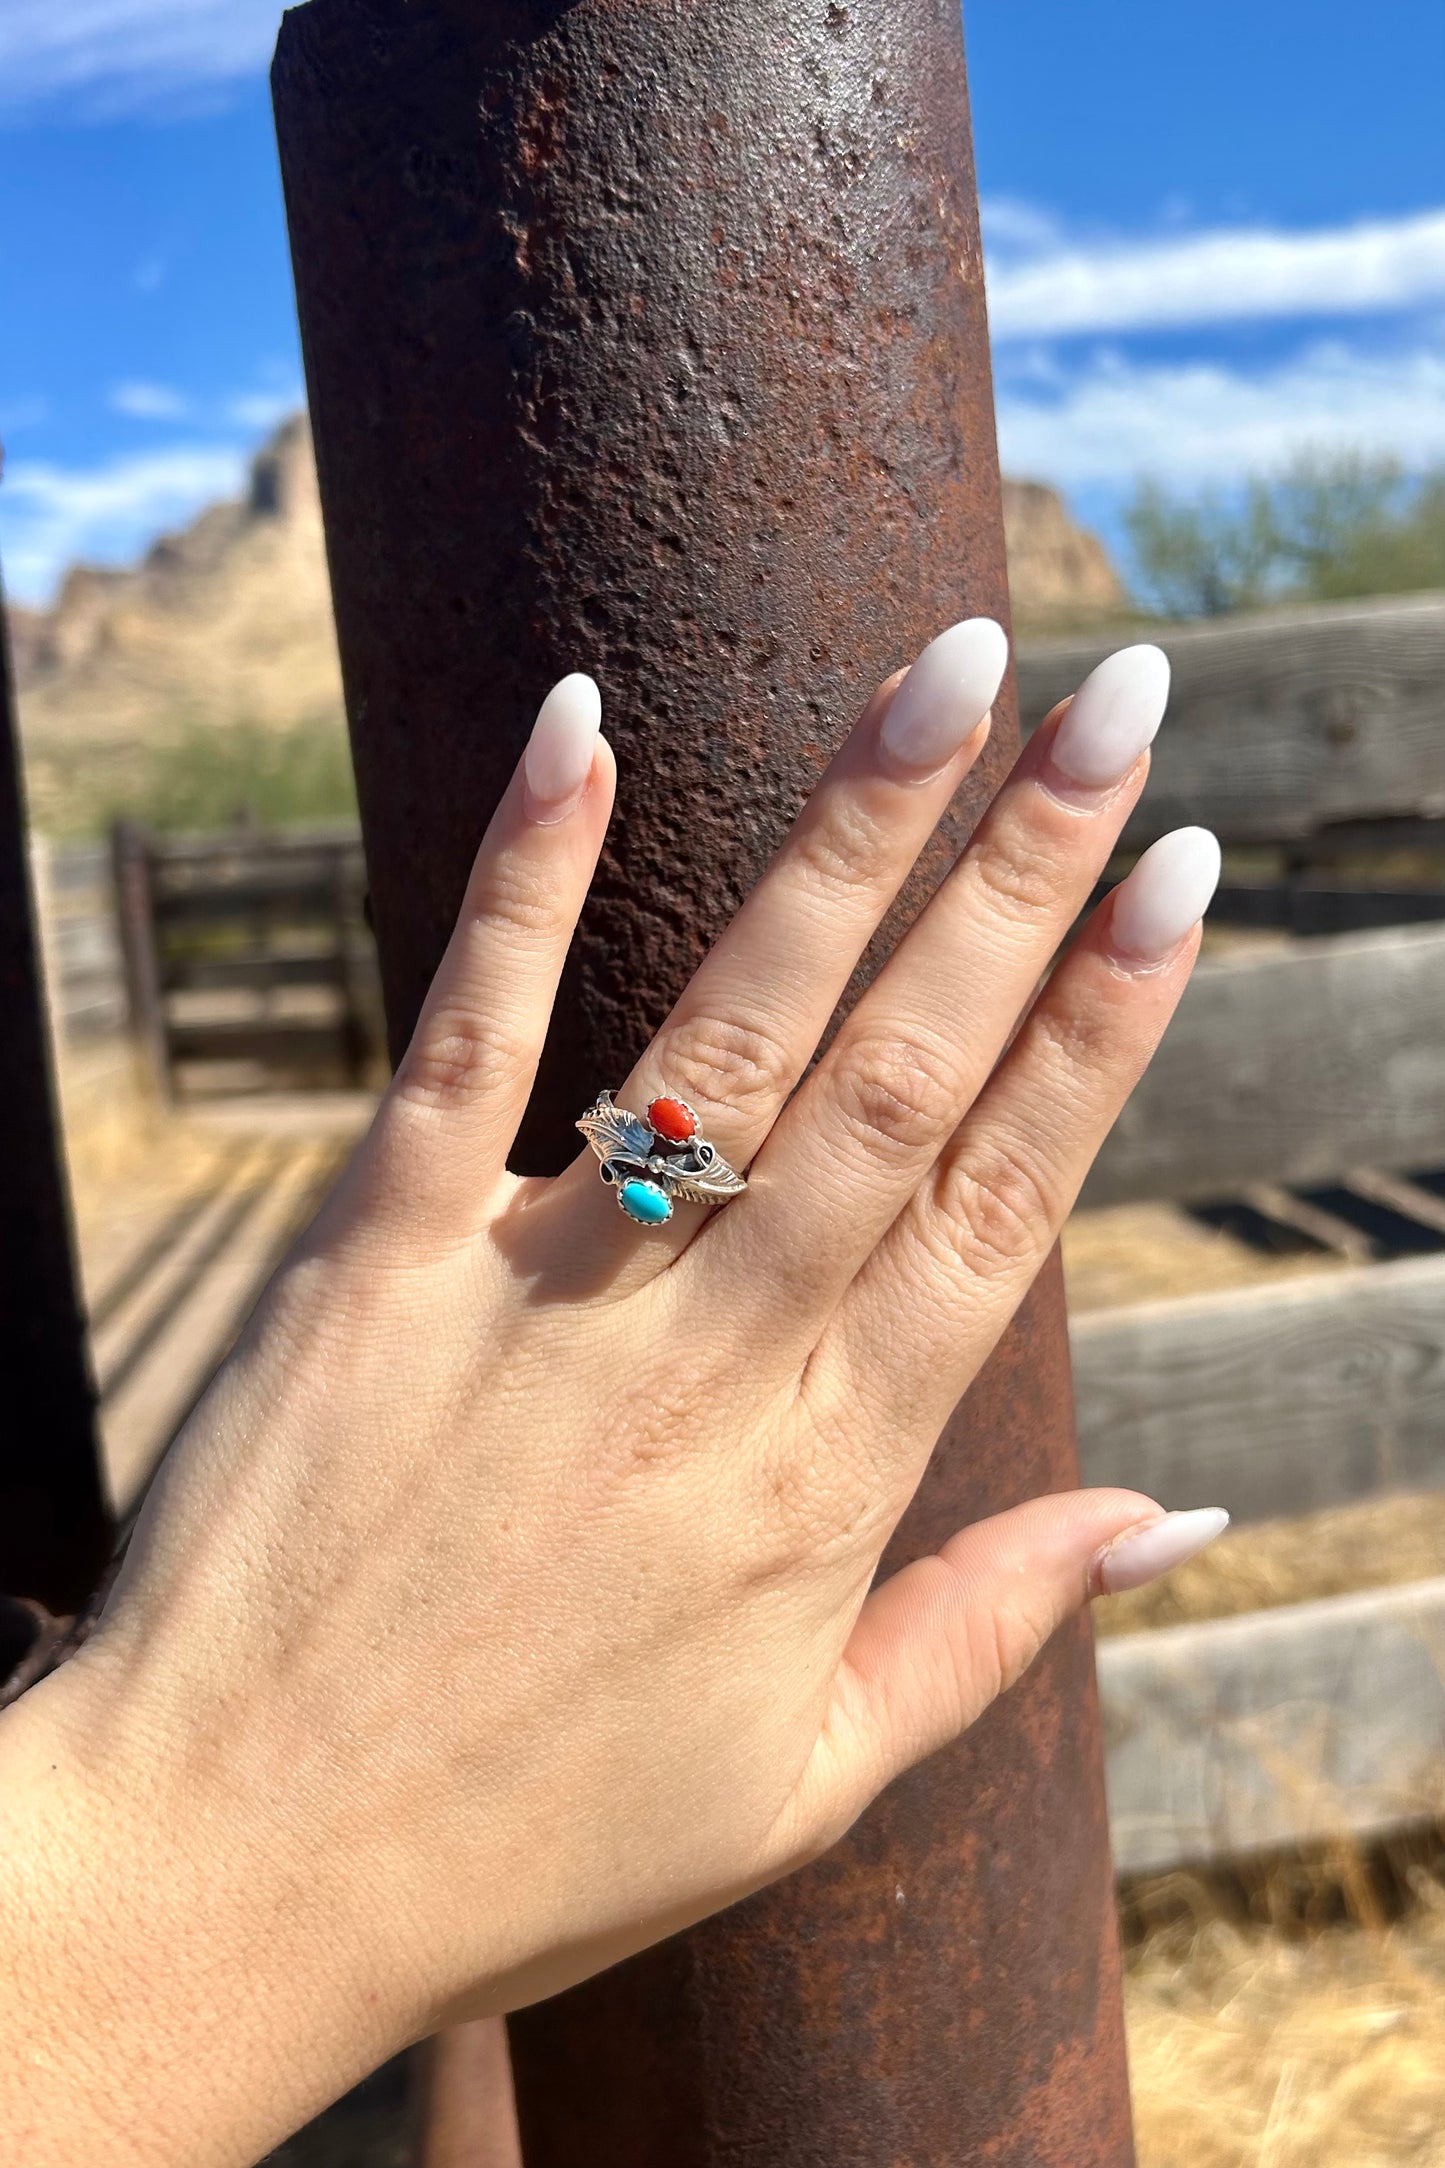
[701,642,1173,1311]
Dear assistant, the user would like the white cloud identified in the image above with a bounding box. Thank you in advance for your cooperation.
[109,379,190,420]
[224,389,302,431]
[0,0,282,115]
[987,207,1445,338]
[979,196,1065,261]
[995,341,1445,490]
[0,444,247,602]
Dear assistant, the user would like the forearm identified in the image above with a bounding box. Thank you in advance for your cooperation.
[0,1657,402,2168]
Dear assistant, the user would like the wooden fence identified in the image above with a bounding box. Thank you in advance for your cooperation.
[1023,593,1445,1875]
[110,822,384,1099]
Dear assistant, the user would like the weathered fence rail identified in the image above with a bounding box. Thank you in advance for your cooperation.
[1019,590,1445,846]
[1101,1578,1445,1876]
[1085,921,1445,1206]
[1074,1254,1445,1526]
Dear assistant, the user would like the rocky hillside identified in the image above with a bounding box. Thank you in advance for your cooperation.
[1002,477,1126,627]
[9,416,1125,828]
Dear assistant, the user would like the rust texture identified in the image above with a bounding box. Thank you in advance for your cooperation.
[273,2,1134,2161]
[0,559,112,1615]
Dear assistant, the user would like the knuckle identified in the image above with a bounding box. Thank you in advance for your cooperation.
[660,1011,796,1127]
[395,1004,528,1111]
[967,826,1064,928]
[935,1143,1056,1279]
[789,801,892,909]
[832,1032,962,1160]
[467,857,561,943]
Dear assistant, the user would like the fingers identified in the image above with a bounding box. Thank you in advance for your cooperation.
[787,1492,1229,1843]
[347,676,616,1240]
[537,618,1008,1260]
[819,826,1221,1438]
[707,643,1175,1311]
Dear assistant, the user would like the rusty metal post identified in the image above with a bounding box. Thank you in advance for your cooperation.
[272,4,1134,2162]
[0,566,112,1612]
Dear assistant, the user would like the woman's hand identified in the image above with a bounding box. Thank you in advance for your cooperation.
[0,622,1226,2166]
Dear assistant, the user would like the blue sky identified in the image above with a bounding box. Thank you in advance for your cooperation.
[1,0,1442,604]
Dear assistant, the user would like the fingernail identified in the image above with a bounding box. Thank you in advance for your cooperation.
[1097,1507,1230,1595]
[1109,827,1221,964]
[879,617,1009,778]
[523,674,602,822]
[1047,643,1171,790]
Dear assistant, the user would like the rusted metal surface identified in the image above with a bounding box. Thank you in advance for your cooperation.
[0,563,112,1615]
[273,2,1134,2160]
[411,2018,523,2168]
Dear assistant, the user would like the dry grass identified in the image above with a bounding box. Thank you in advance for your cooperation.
[1127,1854,1445,2168]
[1097,1490,1445,1637]
[1062,1198,1344,1314]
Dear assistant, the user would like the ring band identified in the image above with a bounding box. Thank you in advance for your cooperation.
[576,1091,748,1226]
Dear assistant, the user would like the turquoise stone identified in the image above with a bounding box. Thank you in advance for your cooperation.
[619,1177,672,1226]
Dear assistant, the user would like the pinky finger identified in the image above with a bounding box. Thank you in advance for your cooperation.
[791,1491,1228,1840]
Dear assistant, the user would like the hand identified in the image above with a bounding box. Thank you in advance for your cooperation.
[1,622,1226,2165]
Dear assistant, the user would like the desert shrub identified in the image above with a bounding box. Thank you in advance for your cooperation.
[1125,453,1445,619]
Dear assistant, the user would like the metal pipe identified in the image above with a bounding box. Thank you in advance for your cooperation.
[273,4,1134,2159]
[0,548,112,1613]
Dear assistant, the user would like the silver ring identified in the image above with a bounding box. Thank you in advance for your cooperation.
[576,1091,748,1227]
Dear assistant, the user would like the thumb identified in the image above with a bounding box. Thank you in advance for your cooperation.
[799,1490,1228,1843]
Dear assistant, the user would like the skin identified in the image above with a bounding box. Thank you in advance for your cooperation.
[1,644,1207,2167]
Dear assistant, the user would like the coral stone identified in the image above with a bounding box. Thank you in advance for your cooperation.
[647,1097,697,1144]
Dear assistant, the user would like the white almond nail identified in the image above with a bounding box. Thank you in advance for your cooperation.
[1050,643,1171,788]
[879,617,1009,776]
[524,673,602,818]
[1099,1507,1230,1595]
[1110,827,1221,963]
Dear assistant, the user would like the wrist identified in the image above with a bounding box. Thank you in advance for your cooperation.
[0,1647,412,2167]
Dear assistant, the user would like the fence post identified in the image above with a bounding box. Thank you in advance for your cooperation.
[0,565,112,1613]
[110,820,171,1104]
[272,4,1135,2161]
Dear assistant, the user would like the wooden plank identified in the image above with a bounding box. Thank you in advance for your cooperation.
[153,879,356,924]
[165,1020,349,1068]
[1241,1183,1374,1262]
[110,821,171,1102]
[1100,1577,1445,1874]
[1344,1166,1445,1240]
[1072,1254,1445,1524]
[1084,922,1445,1206]
[1210,881,1445,936]
[1017,592,1445,846]
[162,950,346,994]
[149,824,363,865]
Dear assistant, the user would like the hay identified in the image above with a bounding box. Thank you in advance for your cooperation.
[1096,1490,1445,1637]
[1127,1863,1445,2167]
[1062,1200,1343,1314]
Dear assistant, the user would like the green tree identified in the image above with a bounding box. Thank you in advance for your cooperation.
[1125,453,1445,618]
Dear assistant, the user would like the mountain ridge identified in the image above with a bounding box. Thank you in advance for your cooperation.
[9,416,1125,828]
